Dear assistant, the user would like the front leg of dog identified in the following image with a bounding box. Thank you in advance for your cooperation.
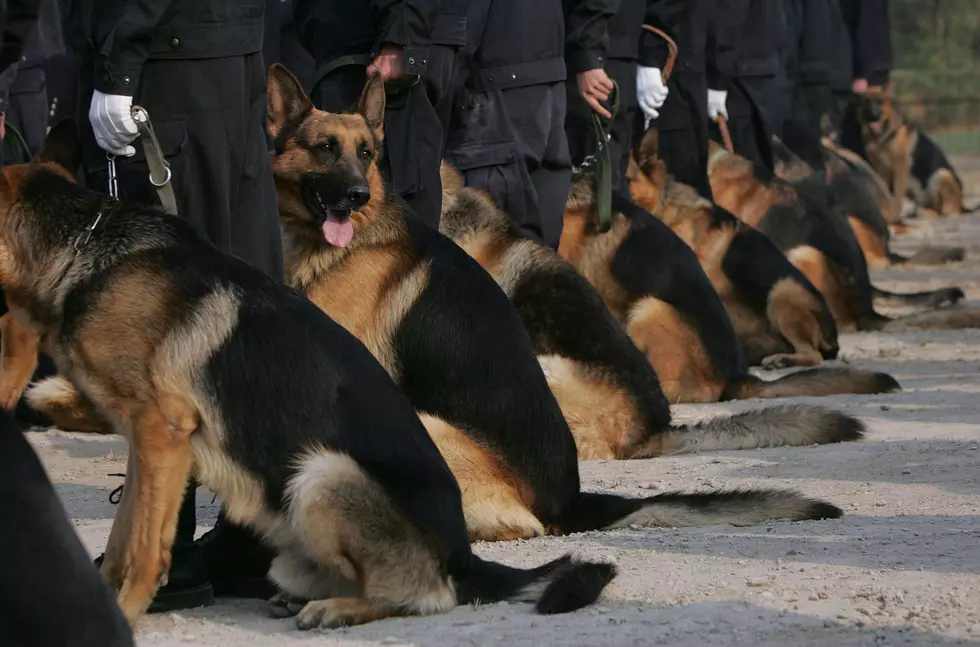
[115,399,196,624]
[0,312,39,410]
[101,450,139,591]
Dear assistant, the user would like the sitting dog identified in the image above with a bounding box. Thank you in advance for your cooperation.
[264,64,845,541]
[0,120,615,628]
[843,86,971,217]
[440,161,874,459]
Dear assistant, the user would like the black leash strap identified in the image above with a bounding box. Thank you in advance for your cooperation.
[310,54,373,95]
[589,81,620,233]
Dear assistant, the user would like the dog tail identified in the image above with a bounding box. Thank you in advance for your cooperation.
[879,306,980,332]
[887,246,965,266]
[871,285,964,309]
[729,368,900,399]
[454,554,616,615]
[631,404,865,457]
[24,376,112,434]
[557,489,841,535]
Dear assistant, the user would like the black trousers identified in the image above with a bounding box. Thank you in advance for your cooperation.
[781,83,833,173]
[565,58,638,196]
[311,47,456,230]
[717,76,777,175]
[643,71,713,201]
[447,81,571,249]
[79,52,282,555]
[7,65,49,157]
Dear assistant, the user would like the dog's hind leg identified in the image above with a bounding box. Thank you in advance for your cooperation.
[626,297,725,403]
[287,451,457,630]
[761,278,829,369]
[113,395,198,624]
[786,245,857,332]
[0,311,40,410]
[268,552,358,619]
[421,414,544,541]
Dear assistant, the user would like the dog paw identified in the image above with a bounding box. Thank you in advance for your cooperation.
[269,592,306,619]
[761,356,790,370]
[296,600,346,630]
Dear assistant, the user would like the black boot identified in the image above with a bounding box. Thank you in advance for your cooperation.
[197,512,276,599]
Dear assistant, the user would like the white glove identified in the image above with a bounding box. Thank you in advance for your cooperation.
[636,66,669,122]
[88,90,138,156]
[707,89,729,120]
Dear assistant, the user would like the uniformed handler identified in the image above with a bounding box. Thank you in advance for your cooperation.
[447,0,600,248]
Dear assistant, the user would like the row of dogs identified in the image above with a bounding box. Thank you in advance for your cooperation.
[0,65,973,637]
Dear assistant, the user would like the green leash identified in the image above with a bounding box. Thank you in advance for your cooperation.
[589,81,620,233]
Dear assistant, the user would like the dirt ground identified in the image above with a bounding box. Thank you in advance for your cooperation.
[29,199,980,646]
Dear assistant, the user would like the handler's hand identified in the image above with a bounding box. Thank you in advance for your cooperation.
[637,66,668,122]
[577,68,614,119]
[852,78,869,94]
[89,90,138,157]
[368,45,408,82]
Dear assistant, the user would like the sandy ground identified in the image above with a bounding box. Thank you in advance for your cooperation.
[29,209,980,646]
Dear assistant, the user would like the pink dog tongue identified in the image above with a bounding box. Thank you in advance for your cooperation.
[322,213,353,248]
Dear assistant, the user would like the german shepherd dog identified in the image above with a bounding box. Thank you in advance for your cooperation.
[439,161,871,459]
[844,86,971,217]
[705,139,980,333]
[0,408,135,646]
[782,137,965,270]
[265,64,844,542]
[629,129,842,370]
[0,121,616,628]
[558,161,896,403]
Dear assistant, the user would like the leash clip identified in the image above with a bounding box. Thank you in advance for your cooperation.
[74,208,104,253]
[107,152,118,199]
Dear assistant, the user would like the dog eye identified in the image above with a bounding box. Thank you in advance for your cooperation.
[360,148,372,161]
[318,141,334,153]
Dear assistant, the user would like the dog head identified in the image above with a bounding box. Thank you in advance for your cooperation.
[853,86,894,136]
[267,64,386,250]
[0,118,81,284]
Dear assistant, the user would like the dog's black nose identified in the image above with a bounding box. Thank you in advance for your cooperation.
[348,186,370,208]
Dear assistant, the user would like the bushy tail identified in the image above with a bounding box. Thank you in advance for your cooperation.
[888,246,965,266]
[647,404,867,456]
[559,489,842,534]
[24,376,112,434]
[871,285,964,309]
[879,306,980,332]
[730,368,900,400]
[454,554,616,615]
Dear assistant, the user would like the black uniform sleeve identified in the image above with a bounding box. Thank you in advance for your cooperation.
[638,0,683,70]
[563,0,620,75]
[371,0,439,76]
[706,0,752,92]
[91,0,176,96]
[841,0,892,86]
[0,0,42,72]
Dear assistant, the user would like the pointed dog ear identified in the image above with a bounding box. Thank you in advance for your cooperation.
[267,63,313,139]
[34,118,81,174]
[356,73,386,144]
